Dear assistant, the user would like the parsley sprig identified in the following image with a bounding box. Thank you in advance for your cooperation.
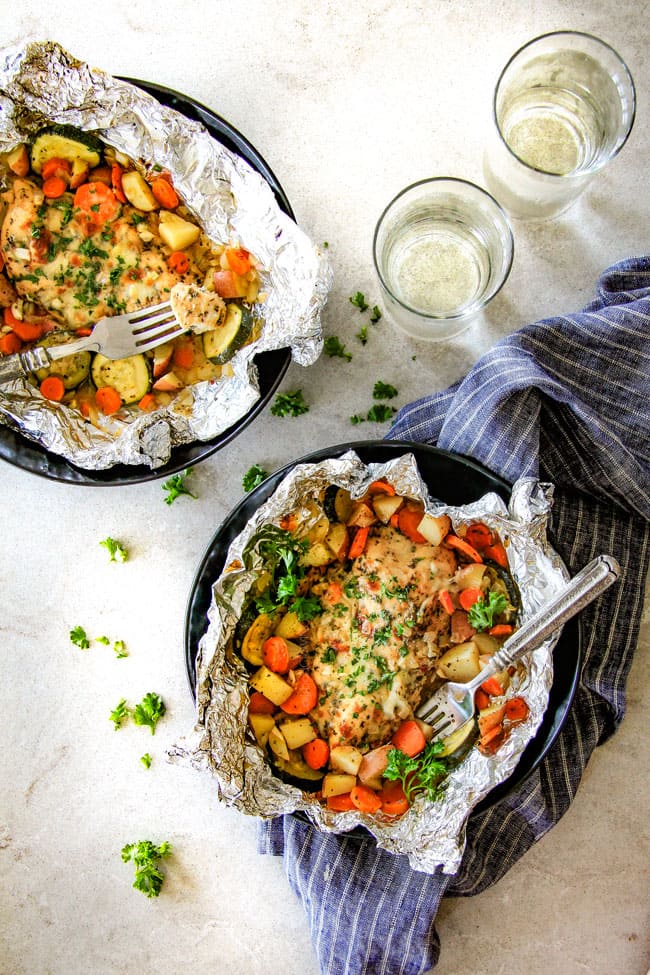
[383,740,450,802]
[243,464,269,493]
[467,591,509,632]
[121,840,172,898]
[247,526,322,622]
[270,389,309,417]
[324,336,352,361]
[70,625,90,649]
[162,469,197,505]
[99,536,128,562]
[133,693,166,735]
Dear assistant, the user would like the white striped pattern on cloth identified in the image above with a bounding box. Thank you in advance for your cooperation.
[257,257,650,974]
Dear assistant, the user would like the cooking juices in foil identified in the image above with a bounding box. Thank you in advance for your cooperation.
[0,41,331,469]
[170,451,569,874]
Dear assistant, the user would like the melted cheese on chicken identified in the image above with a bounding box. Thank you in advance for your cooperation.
[307,526,458,749]
[0,178,202,328]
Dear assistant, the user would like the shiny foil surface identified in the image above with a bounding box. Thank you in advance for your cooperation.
[0,41,331,469]
[170,450,569,874]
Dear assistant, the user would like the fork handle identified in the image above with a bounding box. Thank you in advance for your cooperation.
[485,554,621,677]
[0,346,52,384]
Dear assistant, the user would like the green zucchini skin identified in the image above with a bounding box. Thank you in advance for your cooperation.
[91,352,151,405]
[30,125,102,174]
[34,331,91,390]
[202,302,253,363]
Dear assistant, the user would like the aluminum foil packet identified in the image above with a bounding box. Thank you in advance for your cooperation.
[169,450,569,874]
[0,40,331,469]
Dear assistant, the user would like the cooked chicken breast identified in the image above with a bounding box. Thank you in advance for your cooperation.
[307,526,458,749]
[0,178,202,329]
[169,282,226,334]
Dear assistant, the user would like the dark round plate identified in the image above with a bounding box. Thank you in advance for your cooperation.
[0,78,294,485]
[184,441,581,813]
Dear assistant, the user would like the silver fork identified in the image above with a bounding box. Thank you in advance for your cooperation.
[416,554,621,739]
[0,302,184,385]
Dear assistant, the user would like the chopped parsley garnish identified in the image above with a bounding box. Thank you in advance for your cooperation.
[373,381,398,400]
[468,591,510,632]
[113,640,128,659]
[121,840,172,898]
[100,536,128,562]
[270,389,309,417]
[367,404,397,423]
[133,693,166,735]
[349,291,369,312]
[356,325,368,345]
[79,239,108,259]
[291,594,323,622]
[350,413,366,425]
[324,336,352,361]
[322,647,337,664]
[384,739,450,802]
[140,753,152,769]
[110,699,130,730]
[70,625,90,649]
[370,306,382,323]
[242,464,269,493]
[162,469,197,505]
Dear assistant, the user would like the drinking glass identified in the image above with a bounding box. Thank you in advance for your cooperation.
[372,178,514,341]
[483,31,636,220]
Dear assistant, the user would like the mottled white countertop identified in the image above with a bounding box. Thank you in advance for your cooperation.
[1,3,648,974]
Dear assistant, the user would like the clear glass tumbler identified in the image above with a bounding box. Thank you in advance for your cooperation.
[372,178,514,341]
[483,31,636,220]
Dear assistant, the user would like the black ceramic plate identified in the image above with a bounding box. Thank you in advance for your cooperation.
[184,441,581,812]
[0,78,294,485]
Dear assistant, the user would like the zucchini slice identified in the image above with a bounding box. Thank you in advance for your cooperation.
[202,302,252,363]
[30,125,102,175]
[91,352,151,405]
[34,331,91,390]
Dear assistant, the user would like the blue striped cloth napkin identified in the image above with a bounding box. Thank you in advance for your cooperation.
[258,257,650,974]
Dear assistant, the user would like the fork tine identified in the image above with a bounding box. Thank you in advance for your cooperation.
[127,301,173,323]
[134,323,185,352]
[131,311,177,335]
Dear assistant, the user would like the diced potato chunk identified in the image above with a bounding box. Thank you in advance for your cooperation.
[6,144,29,177]
[455,563,487,590]
[306,511,330,544]
[325,521,349,560]
[268,725,290,761]
[372,493,404,523]
[473,632,499,656]
[333,488,353,523]
[158,210,201,250]
[417,513,452,547]
[279,718,317,750]
[248,713,276,748]
[249,666,294,706]
[321,773,357,798]
[121,170,158,211]
[436,640,481,682]
[274,611,307,640]
[329,744,363,775]
[300,541,334,567]
[346,502,377,528]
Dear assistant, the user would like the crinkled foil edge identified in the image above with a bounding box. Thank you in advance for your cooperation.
[169,450,569,874]
[0,40,332,469]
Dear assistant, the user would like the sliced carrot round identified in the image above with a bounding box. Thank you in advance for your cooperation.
[225,246,251,276]
[95,385,122,415]
[302,738,330,770]
[366,479,396,496]
[151,176,179,209]
[397,505,427,543]
[350,784,382,814]
[484,541,509,568]
[380,780,410,817]
[39,375,65,401]
[465,523,493,550]
[391,719,427,757]
[42,176,68,199]
[0,332,21,354]
[444,533,483,563]
[280,673,318,714]
[167,251,190,275]
[262,636,290,674]
[172,339,194,370]
[138,393,157,412]
[111,164,127,203]
[42,157,72,181]
[327,793,356,812]
[459,587,482,611]
[348,525,370,559]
